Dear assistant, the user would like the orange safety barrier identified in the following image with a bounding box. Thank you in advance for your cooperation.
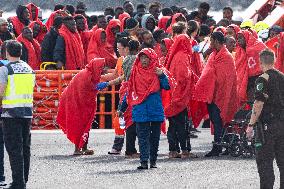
[33,70,119,129]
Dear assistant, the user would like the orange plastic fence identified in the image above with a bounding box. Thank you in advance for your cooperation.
[33,70,119,129]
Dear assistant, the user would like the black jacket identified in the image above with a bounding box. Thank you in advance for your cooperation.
[20,43,28,63]
[53,35,66,65]
[41,27,59,62]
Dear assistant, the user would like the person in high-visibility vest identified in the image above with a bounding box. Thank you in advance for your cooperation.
[0,40,35,189]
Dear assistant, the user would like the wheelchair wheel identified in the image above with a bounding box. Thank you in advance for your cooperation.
[229,142,242,157]
[242,145,254,158]
[241,140,255,158]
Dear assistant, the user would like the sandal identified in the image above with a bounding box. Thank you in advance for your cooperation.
[188,152,199,158]
[82,149,94,155]
[73,150,83,156]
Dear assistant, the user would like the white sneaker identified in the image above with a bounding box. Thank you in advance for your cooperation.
[108,149,121,155]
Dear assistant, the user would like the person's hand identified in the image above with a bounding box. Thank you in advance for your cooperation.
[96,82,109,91]
[155,67,163,76]
[246,126,254,141]
[192,45,200,52]
[274,42,279,49]
[56,61,64,70]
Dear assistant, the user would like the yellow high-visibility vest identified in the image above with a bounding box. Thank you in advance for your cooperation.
[2,62,35,110]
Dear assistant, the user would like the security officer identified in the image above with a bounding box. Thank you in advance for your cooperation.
[247,49,284,189]
[0,40,35,189]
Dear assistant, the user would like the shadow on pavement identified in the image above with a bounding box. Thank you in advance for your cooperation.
[90,168,154,176]
[38,154,79,160]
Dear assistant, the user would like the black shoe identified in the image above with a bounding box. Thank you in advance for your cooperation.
[190,128,201,133]
[205,150,220,157]
[205,145,222,157]
[137,161,148,170]
[220,149,229,156]
[3,183,25,189]
[150,161,157,168]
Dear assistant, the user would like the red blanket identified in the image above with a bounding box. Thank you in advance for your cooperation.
[164,34,195,117]
[214,26,226,35]
[59,25,85,70]
[235,30,266,102]
[158,16,171,31]
[106,19,121,45]
[87,28,117,68]
[194,46,239,125]
[128,48,161,106]
[265,35,279,54]
[275,32,284,73]
[45,10,68,31]
[57,58,105,148]
[191,39,203,77]
[154,43,162,58]
[26,3,40,22]
[10,16,25,37]
[119,12,130,23]
[79,31,91,66]
[17,34,41,70]
[28,21,47,44]
[227,24,241,38]
[119,12,130,32]
[163,38,173,51]
[166,13,186,35]
[76,15,91,67]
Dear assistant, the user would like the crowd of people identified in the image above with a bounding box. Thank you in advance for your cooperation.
[0,0,283,188]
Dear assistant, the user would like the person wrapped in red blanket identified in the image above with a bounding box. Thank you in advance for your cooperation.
[187,20,204,77]
[158,16,171,31]
[118,12,131,32]
[119,48,171,169]
[164,34,199,159]
[9,5,31,37]
[54,16,85,70]
[87,28,117,68]
[45,10,69,31]
[166,13,186,36]
[106,19,121,47]
[17,27,41,70]
[28,21,47,44]
[74,14,91,67]
[160,38,173,65]
[194,32,239,157]
[26,3,41,22]
[235,30,267,103]
[275,32,284,73]
[57,58,105,155]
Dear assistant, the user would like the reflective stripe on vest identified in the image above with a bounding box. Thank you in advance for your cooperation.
[2,73,35,109]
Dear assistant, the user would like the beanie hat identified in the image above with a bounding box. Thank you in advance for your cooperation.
[125,18,139,30]
[211,31,225,44]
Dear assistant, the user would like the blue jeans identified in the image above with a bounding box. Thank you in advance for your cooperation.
[0,121,5,182]
[136,122,161,163]
[207,103,223,143]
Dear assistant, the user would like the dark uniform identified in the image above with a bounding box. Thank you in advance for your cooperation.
[254,69,284,189]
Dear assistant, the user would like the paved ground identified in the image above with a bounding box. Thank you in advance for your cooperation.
[2,129,280,189]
